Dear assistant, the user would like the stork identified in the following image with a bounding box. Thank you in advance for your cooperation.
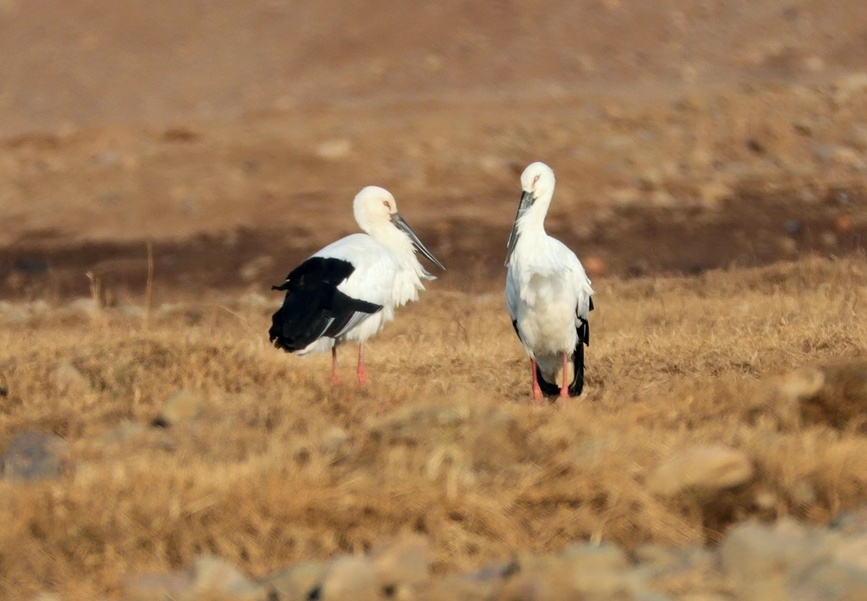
[505,162,595,402]
[269,186,445,384]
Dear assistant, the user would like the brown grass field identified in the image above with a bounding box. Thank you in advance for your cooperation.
[4,0,867,597]
[1,255,866,598]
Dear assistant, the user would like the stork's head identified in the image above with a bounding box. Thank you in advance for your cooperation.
[520,161,556,203]
[353,186,398,231]
[506,162,556,264]
[353,186,445,270]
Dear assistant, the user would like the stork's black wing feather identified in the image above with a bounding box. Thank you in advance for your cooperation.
[268,257,382,352]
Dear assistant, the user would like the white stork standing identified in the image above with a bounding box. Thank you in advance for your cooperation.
[269,186,445,384]
[505,162,595,402]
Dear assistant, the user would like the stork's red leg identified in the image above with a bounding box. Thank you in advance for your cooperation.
[531,358,542,402]
[356,343,368,385]
[560,351,569,398]
[331,347,340,385]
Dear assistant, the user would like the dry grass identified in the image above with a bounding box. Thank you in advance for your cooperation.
[1,256,867,598]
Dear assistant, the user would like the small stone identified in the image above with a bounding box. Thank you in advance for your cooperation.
[648,444,754,497]
[371,533,431,592]
[316,138,353,161]
[834,533,867,571]
[720,520,816,601]
[318,556,378,601]
[153,390,205,427]
[835,215,853,233]
[192,554,255,596]
[120,571,194,601]
[261,561,328,600]
[2,431,69,481]
[318,427,350,458]
[49,362,90,394]
[607,187,642,206]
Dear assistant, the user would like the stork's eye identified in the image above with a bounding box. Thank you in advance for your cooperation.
[533,175,541,185]
[382,200,391,210]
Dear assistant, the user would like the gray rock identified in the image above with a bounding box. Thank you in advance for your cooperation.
[720,520,819,601]
[648,444,754,496]
[2,431,69,480]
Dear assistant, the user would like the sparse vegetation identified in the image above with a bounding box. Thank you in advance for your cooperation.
[1,256,866,598]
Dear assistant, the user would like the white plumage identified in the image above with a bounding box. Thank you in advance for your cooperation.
[269,186,444,384]
[505,162,595,401]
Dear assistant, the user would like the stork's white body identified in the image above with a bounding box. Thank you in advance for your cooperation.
[505,162,594,399]
[506,236,593,378]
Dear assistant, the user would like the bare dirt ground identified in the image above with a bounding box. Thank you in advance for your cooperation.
[2,0,867,598]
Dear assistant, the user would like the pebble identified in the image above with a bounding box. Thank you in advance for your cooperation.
[315,138,353,161]
[260,560,327,600]
[2,430,69,481]
[153,390,206,427]
[99,506,867,600]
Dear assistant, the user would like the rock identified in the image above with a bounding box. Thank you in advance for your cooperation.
[720,520,818,601]
[49,362,90,394]
[648,444,754,496]
[833,533,867,571]
[791,560,867,600]
[317,556,378,601]
[153,390,206,427]
[315,138,353,160]
[261,560,328,600]
[371,532,431,592]
[191,554,257,596]
[122,555,263,600]
[120,571,195,600]
[2,431,69,481]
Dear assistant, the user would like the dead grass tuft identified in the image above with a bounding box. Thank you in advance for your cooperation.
[1,256,867,597]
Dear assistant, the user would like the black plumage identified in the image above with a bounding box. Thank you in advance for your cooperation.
[269,257,382,352]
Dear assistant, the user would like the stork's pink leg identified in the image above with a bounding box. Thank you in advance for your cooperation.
[530,358,542,402]
[331,347,340,385]
[356,343,369,385]
[560,351,569,398]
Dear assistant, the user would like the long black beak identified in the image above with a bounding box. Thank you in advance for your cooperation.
[505,190,534,265]
[391,213,446,270]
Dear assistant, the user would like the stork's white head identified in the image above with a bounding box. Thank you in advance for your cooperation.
[353,186,397,232]
[352,186,445,270]
[506,162,557,264]
[520,161,556,205]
